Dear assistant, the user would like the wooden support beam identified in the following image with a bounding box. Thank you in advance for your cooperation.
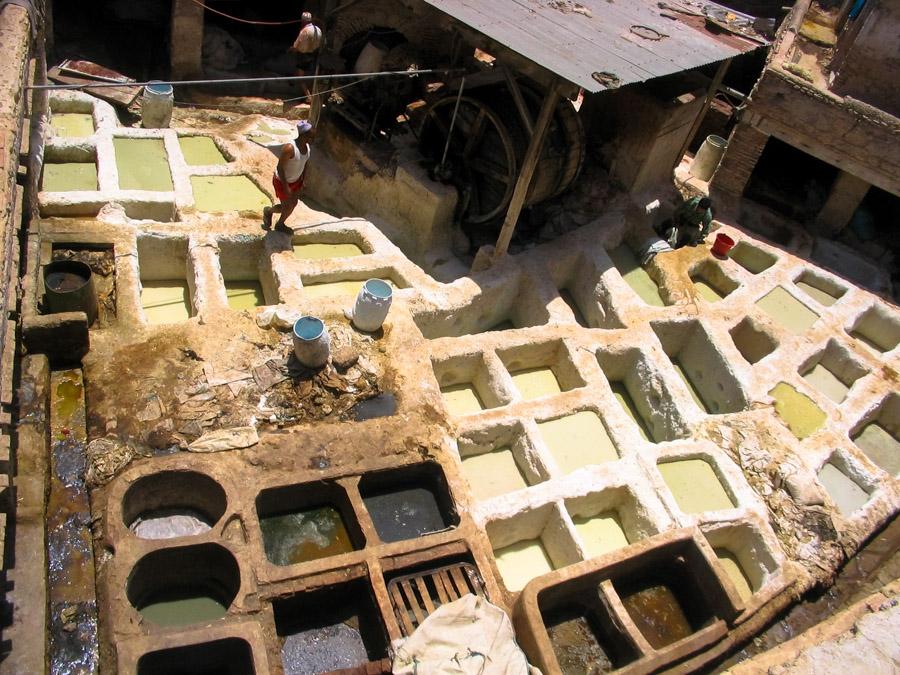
[674,57,732,171]
[503,68,534,136]
[492,87,559,260]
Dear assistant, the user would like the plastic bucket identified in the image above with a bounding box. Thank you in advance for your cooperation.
[141,82,174,129]
[351,279,393,332]
[43,259,99,325]
[712,233,736,257]
[689,135,728,182]
[292,316,330,368]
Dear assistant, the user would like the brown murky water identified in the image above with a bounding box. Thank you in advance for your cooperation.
[547,615,615,674]
[260,506,354,566]
[620,584,694,649]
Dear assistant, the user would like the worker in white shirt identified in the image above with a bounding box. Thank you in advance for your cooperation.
[263,120,314,232]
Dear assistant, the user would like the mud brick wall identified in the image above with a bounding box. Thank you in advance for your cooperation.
[710,121,769,198]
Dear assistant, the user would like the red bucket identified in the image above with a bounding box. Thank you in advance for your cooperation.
[712,233,735,257]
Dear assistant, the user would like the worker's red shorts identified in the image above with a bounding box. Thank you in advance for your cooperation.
[273,175,303,201]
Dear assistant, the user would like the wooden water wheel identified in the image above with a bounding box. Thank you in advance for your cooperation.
[419,86,585,226]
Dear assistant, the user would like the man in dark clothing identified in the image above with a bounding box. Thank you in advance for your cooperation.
[658,196,713,249]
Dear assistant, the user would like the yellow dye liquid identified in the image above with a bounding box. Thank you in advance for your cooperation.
[693,279,724,302]
[179,136,228,165]
[853,423,900,476]
[141,281,191,324]
[190,175,270,213]
[302,278,392,300]
[769,382,826,439]
[494,539,554,592]
[573,511,629,558]
[293,243,364,259]
[510,367,562,401]
[537,411,618,474]
[42,163,97,192]
[802,363,849,403]
[715,549,754,602]
[673,361,708,412]
[795,280,838,307]
[50,113,94,137]
[461,448,528,500]
[817,463,870,515]
[659,459,735,513]
[441,383,485,416]
[756,286,819,334]
[608,245,666,307]
[610,382,653,441]
[225,281,264,310]
[114,137,173,191]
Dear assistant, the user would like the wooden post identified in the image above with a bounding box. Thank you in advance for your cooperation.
[492,87,559,260]
[673,57,732,171]
[503,68,534,137]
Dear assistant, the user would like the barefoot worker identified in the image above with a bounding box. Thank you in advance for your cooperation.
[263,120,314,231]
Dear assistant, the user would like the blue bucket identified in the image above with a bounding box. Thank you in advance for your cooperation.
[145,82,173,96]
[364,279,392,299]
[294,315,325,341]
[292,316,330,368]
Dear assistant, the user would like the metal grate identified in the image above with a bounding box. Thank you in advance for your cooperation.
[387,562,486,635]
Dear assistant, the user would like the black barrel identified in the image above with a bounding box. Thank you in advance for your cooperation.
[43,259,98,325]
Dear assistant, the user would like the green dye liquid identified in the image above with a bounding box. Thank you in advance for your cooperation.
[191,175,270,213]
[756,286,819,334]
[54,371,83,423]
[260,505,353,566]
[225,281,265,310]
[179,136,228,165]
[853,423,900,476]
[141,280,191,325]
[802,363,849,403]
[50,113,94,137]
[293,243,364,259]
[114,137,173,191]
[769,382,826,439]
[659,459,735,513]
[817,463,870,515]
[693,278,724,302]
[42,163,97,192]
[795,280,838,307]
[715,548,754,602]
[608,245,666,307]
[140,596,228,627]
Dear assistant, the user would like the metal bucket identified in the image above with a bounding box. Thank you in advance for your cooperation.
[689,135,728,182]
[292,316,330,368]
[43,259,98,325]
[141,82,174,129]
[351,279,392,332]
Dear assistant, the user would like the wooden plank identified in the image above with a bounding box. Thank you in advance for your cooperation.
[400,580,425,625]
[493,88,560,259]
[673,57,733,169]
[47,68,139,107]
[389,584,416,635]
[449,565,471,596]
[503,68,533,136]
[414,576,436,614]
[433,571,452,604]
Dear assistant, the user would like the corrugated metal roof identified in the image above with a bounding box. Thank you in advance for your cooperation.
[422,0,765,92]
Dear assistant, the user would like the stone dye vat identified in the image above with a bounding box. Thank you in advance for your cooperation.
[50,112,94,138]
[658,459,735,514]
[714,549,754,602]
[495,539,555,592]
[256,481,361,566]
[137,638,256,675]
[461,446,530,500]
[127,544,240,627]
[178,135,228,165]
[273,581,388,675]
[302,277,395,300]
[558,288,589,327]
[225,281,265,310]
[610,382,654,441]
[293,242,365,259]
[572,511,629,558]
[509,367,562,401]
[42,162,98,192]
[608,245,666,307]
[794,271,845,307]
[769,382,826,439]
[113,138,173,191]
[817,462,871,516]
[190,175,269,213]
[537,411,618,474]
[852,416,900,476]
[730,317,778,364]
[140,280,191,324]
[517,531,740,674]
[690,265,738,303]
[359,463,457,543]
[756,286,819,334]
[123,470,226,540]
[848,305,900,353]
[729,242,777,275]
[440,382,485,416]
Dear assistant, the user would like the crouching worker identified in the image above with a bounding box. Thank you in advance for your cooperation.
[657,196,713,249]
[263,120,314,232]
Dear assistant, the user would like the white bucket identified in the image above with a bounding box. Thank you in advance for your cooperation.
[292,316,330,368]
[141,82,174,129]
[351,279,393,332]
[354,41,388,74]
[689,134,728,182]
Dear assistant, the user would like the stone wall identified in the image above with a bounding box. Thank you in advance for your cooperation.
[831,0,900,119]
